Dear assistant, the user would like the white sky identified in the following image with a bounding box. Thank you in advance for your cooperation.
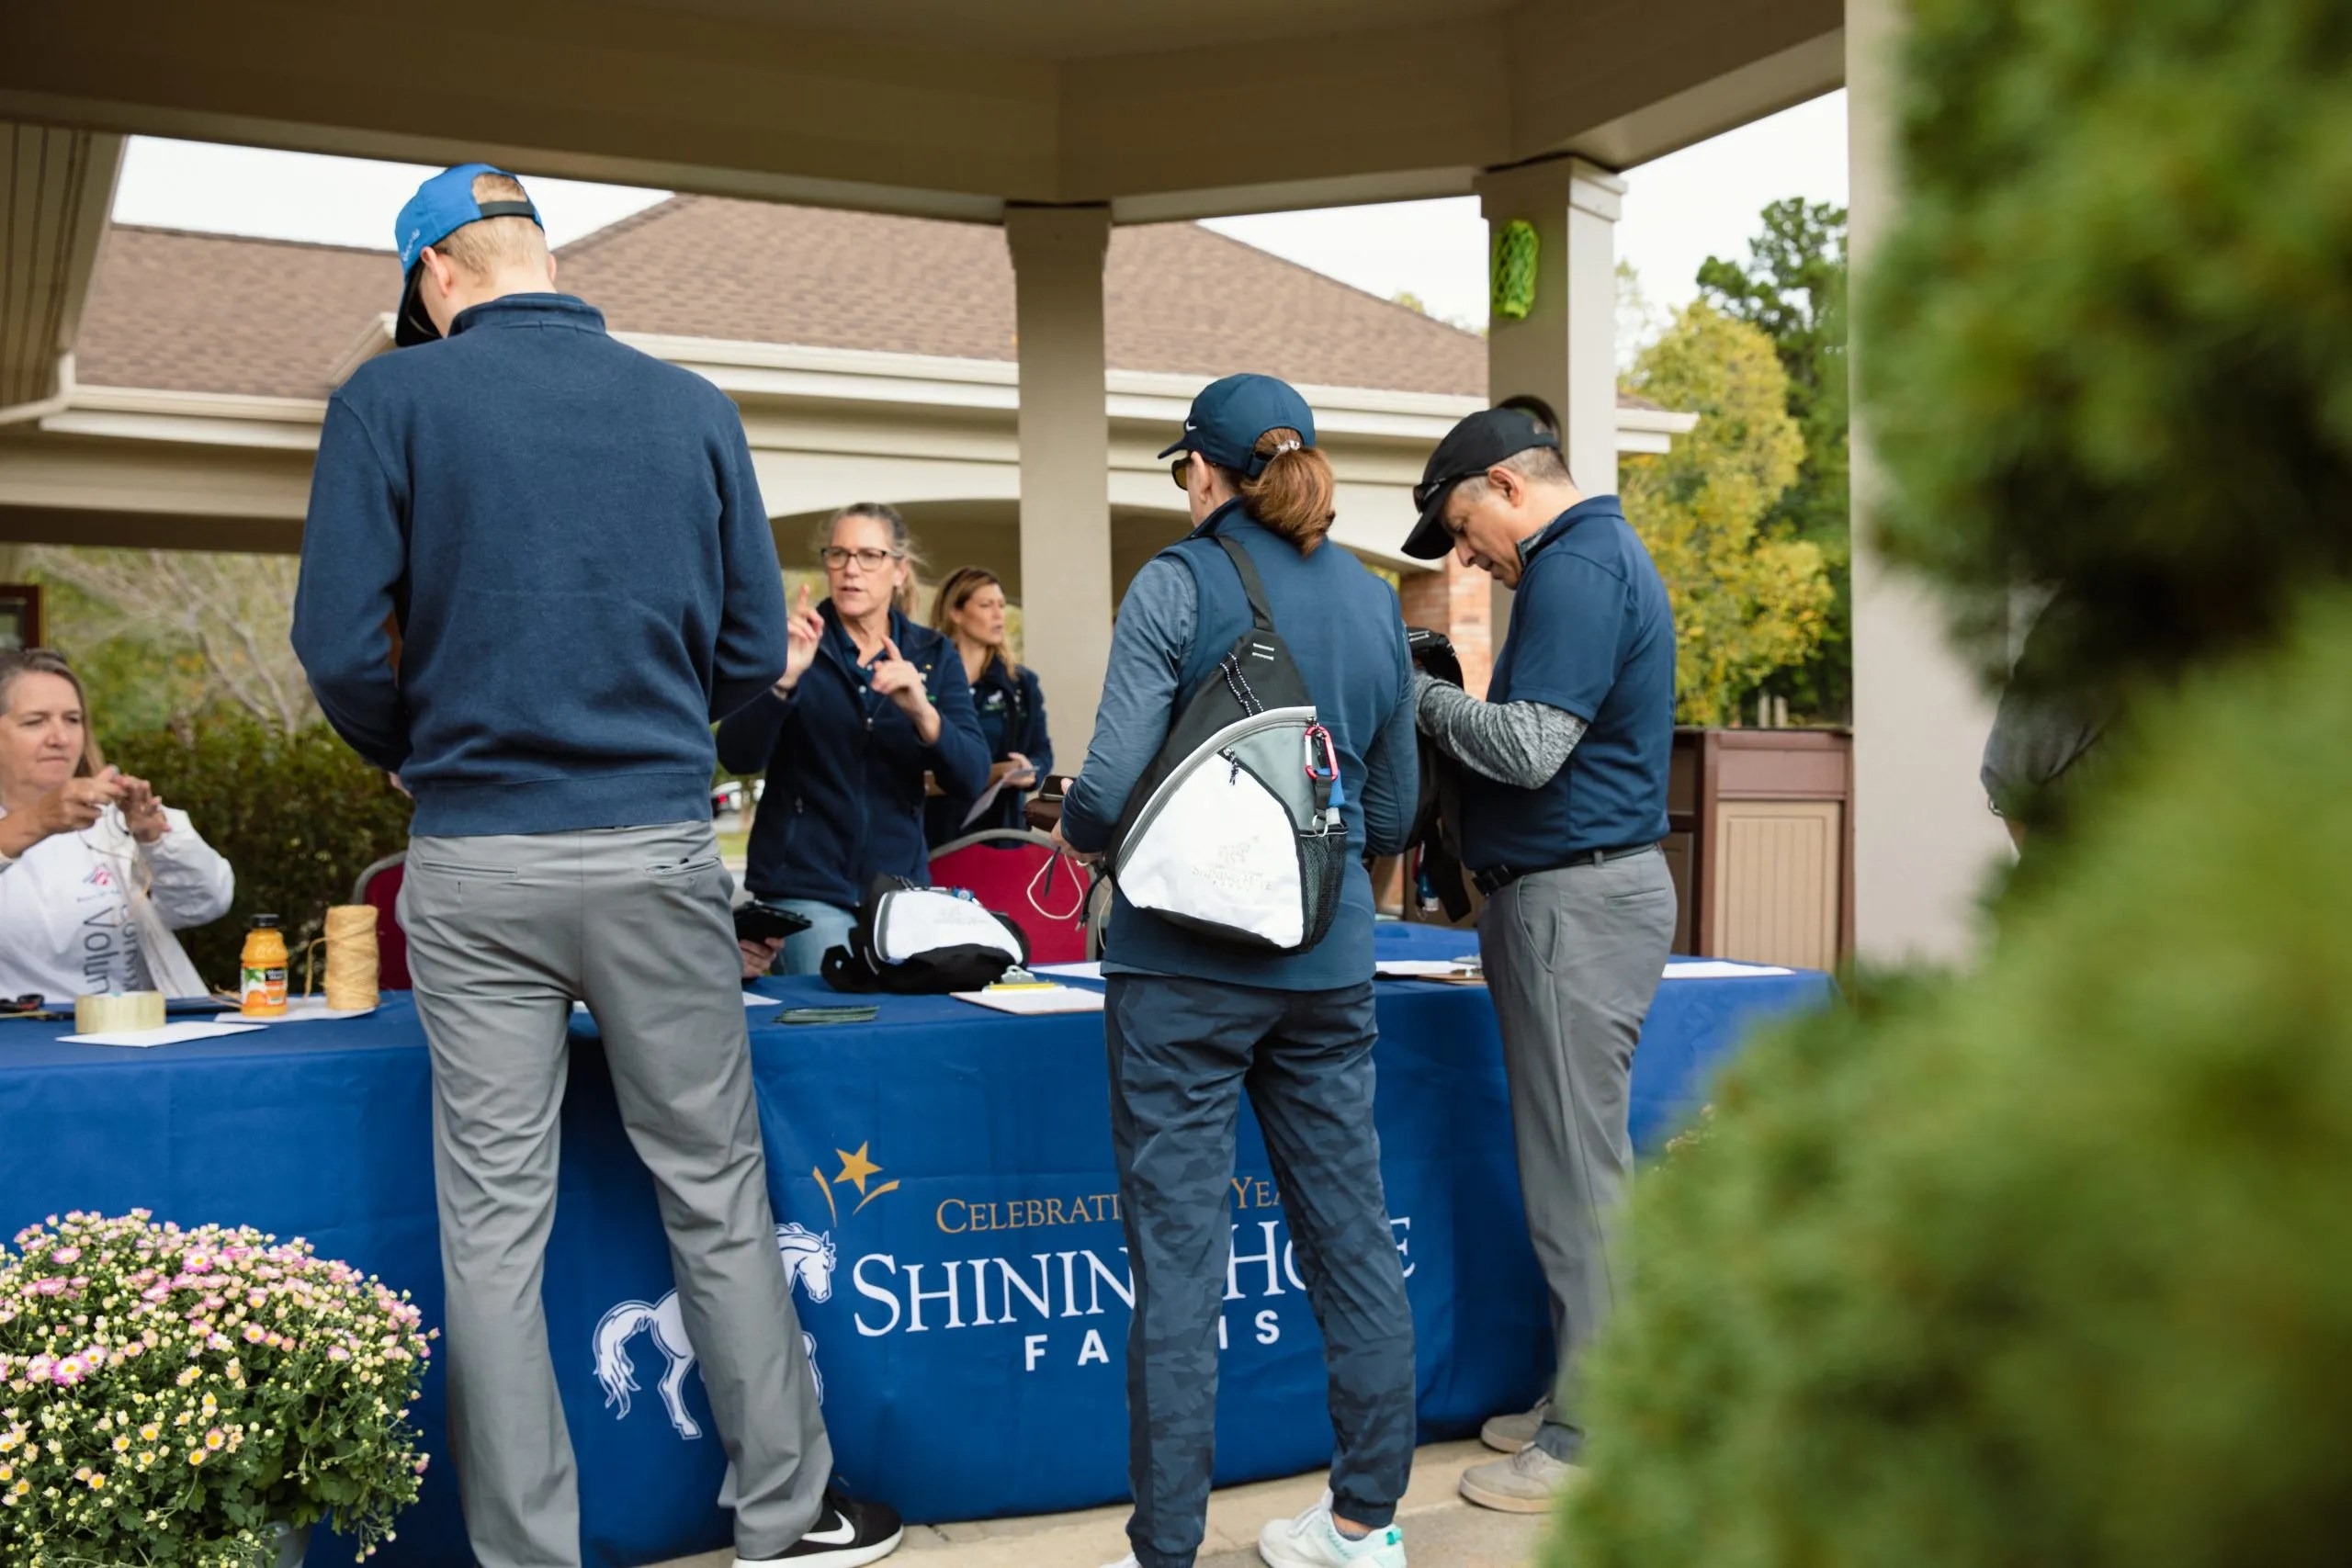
[109,90,1847,326]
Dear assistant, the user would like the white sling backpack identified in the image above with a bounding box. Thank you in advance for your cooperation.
[1105,534,1347,954]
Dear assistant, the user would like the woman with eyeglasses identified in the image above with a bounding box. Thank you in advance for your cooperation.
[923,566,1053,848]
[717,502,989,974]
[0,648,234,1000]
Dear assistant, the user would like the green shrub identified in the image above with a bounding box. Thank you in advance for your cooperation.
[1553,597,2352,1567]
[1863,0,2352,696]
[107,713,412,988]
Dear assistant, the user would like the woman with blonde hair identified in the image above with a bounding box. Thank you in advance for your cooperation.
[717,502,989,974]
[0,649,234,998]
[924,565,1053,846]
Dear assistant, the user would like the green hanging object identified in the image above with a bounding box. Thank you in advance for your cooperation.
[1491,219,1540,321]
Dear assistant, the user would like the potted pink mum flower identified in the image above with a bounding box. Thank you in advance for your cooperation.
[0,1211,436,1566]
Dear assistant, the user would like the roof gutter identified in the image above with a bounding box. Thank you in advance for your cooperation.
[0,354,75,428]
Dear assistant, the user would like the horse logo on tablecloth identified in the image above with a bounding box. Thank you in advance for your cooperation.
[593,1222,837,1439]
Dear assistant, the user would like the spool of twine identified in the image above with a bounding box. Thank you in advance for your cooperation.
[302,905,381,1011]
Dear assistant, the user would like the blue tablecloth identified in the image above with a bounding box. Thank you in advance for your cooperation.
[0,925,1829,1566]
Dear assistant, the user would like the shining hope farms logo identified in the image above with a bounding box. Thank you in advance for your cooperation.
[594,1139,1418,1439]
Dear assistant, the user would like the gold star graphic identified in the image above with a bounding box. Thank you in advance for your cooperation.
[832,1144,883,1196]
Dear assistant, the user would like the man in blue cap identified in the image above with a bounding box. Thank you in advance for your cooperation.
[1397,405,1678,1515]
[1059,373,1420,1568]
[291,164,900,1568]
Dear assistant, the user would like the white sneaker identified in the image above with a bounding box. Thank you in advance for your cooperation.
[1258,1492,1407,1567]
[1097,1557,1141,1568]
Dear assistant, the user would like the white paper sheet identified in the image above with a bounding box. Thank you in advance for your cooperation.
[61,1021,267,1048]
[1662,960,1795,979]
[572,993,778,1015]
[956,763,1041,829]
[952,986,1106,1016]
[1034,962,1103,981]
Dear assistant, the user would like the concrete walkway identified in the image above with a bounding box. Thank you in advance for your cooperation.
[652,1440,1555,1567]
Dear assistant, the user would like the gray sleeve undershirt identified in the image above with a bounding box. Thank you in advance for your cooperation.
[1412,671,1587,790]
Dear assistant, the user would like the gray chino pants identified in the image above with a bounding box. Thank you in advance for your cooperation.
[1477,846,1676,1462]
[401,822,831,1568]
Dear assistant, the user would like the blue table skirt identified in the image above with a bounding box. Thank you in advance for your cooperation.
[0,923,1829,1566]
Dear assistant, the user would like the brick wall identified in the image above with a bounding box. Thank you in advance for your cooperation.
[1397,558,1493,698]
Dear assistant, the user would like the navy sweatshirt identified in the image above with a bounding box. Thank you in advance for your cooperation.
[716,604,990,909]
[291,294,789,838]
[924,658,1053,845]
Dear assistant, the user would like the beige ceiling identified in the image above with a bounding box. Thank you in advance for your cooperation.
[0,0,1842,222]
[620,0,1525,61]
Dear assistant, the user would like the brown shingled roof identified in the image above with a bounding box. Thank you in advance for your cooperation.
[77,227,398,400]
[75,195,1615,406]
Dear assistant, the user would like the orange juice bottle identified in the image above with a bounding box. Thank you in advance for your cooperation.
[240,915,289,1018]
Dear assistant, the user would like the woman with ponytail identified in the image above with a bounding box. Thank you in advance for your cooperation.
[1055,374,1420,1568]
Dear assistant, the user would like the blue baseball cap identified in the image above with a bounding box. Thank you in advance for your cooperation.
[391,163,543,347]
[1157,373,1317,478]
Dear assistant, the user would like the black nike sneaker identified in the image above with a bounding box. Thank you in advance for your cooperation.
[737,1484,905,1566]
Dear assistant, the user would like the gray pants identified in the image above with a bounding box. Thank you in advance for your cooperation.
[401,823,831,1568]
[1477,847,1676,1462]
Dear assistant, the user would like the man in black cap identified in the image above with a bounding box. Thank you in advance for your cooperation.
[1399,407,1678,1513]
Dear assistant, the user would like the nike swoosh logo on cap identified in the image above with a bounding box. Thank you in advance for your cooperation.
[802,1515,857,1546]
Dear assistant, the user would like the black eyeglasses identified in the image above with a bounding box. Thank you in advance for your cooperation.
[820,547,904,571]
[1170,456,1193,491]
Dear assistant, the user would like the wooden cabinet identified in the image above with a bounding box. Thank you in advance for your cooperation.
[1403,727,1854,971]
[1668,728,1853,969]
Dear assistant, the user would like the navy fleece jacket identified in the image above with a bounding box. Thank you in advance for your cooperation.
[715,604,989,909]
[291,293,789,837]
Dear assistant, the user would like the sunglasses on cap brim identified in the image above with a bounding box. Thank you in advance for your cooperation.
[1412,471,1487,513]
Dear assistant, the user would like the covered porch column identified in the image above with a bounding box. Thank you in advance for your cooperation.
[1005,203,1115,761]
[1404,153,1623,694]
[1846,0,2009,962]
[1477,155,1626,499]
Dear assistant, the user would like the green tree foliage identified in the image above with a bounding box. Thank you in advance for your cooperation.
[1555,597,2352,1568]
[1552,0,2352,1562]
[1621,302,1834,725]
[1863,0,2352,699]
[28,548,316,734]
[1698,197,1851,720]
[107,713,413,987]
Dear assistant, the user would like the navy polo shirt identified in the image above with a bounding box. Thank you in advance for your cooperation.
[1459,495,1675,871]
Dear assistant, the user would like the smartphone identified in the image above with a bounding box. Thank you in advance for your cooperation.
[733,901,814,943]
[1035,774,1076,803]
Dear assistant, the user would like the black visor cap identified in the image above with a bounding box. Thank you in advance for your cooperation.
[1400,408,1561,560]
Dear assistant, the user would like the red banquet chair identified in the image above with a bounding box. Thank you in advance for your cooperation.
[927,829,1094,965]
[349,852,412,990]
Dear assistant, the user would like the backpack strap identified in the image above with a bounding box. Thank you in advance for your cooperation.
[1214,534,1276,635]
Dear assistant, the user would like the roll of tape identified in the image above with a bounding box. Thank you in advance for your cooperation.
[75,992,167,1034]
